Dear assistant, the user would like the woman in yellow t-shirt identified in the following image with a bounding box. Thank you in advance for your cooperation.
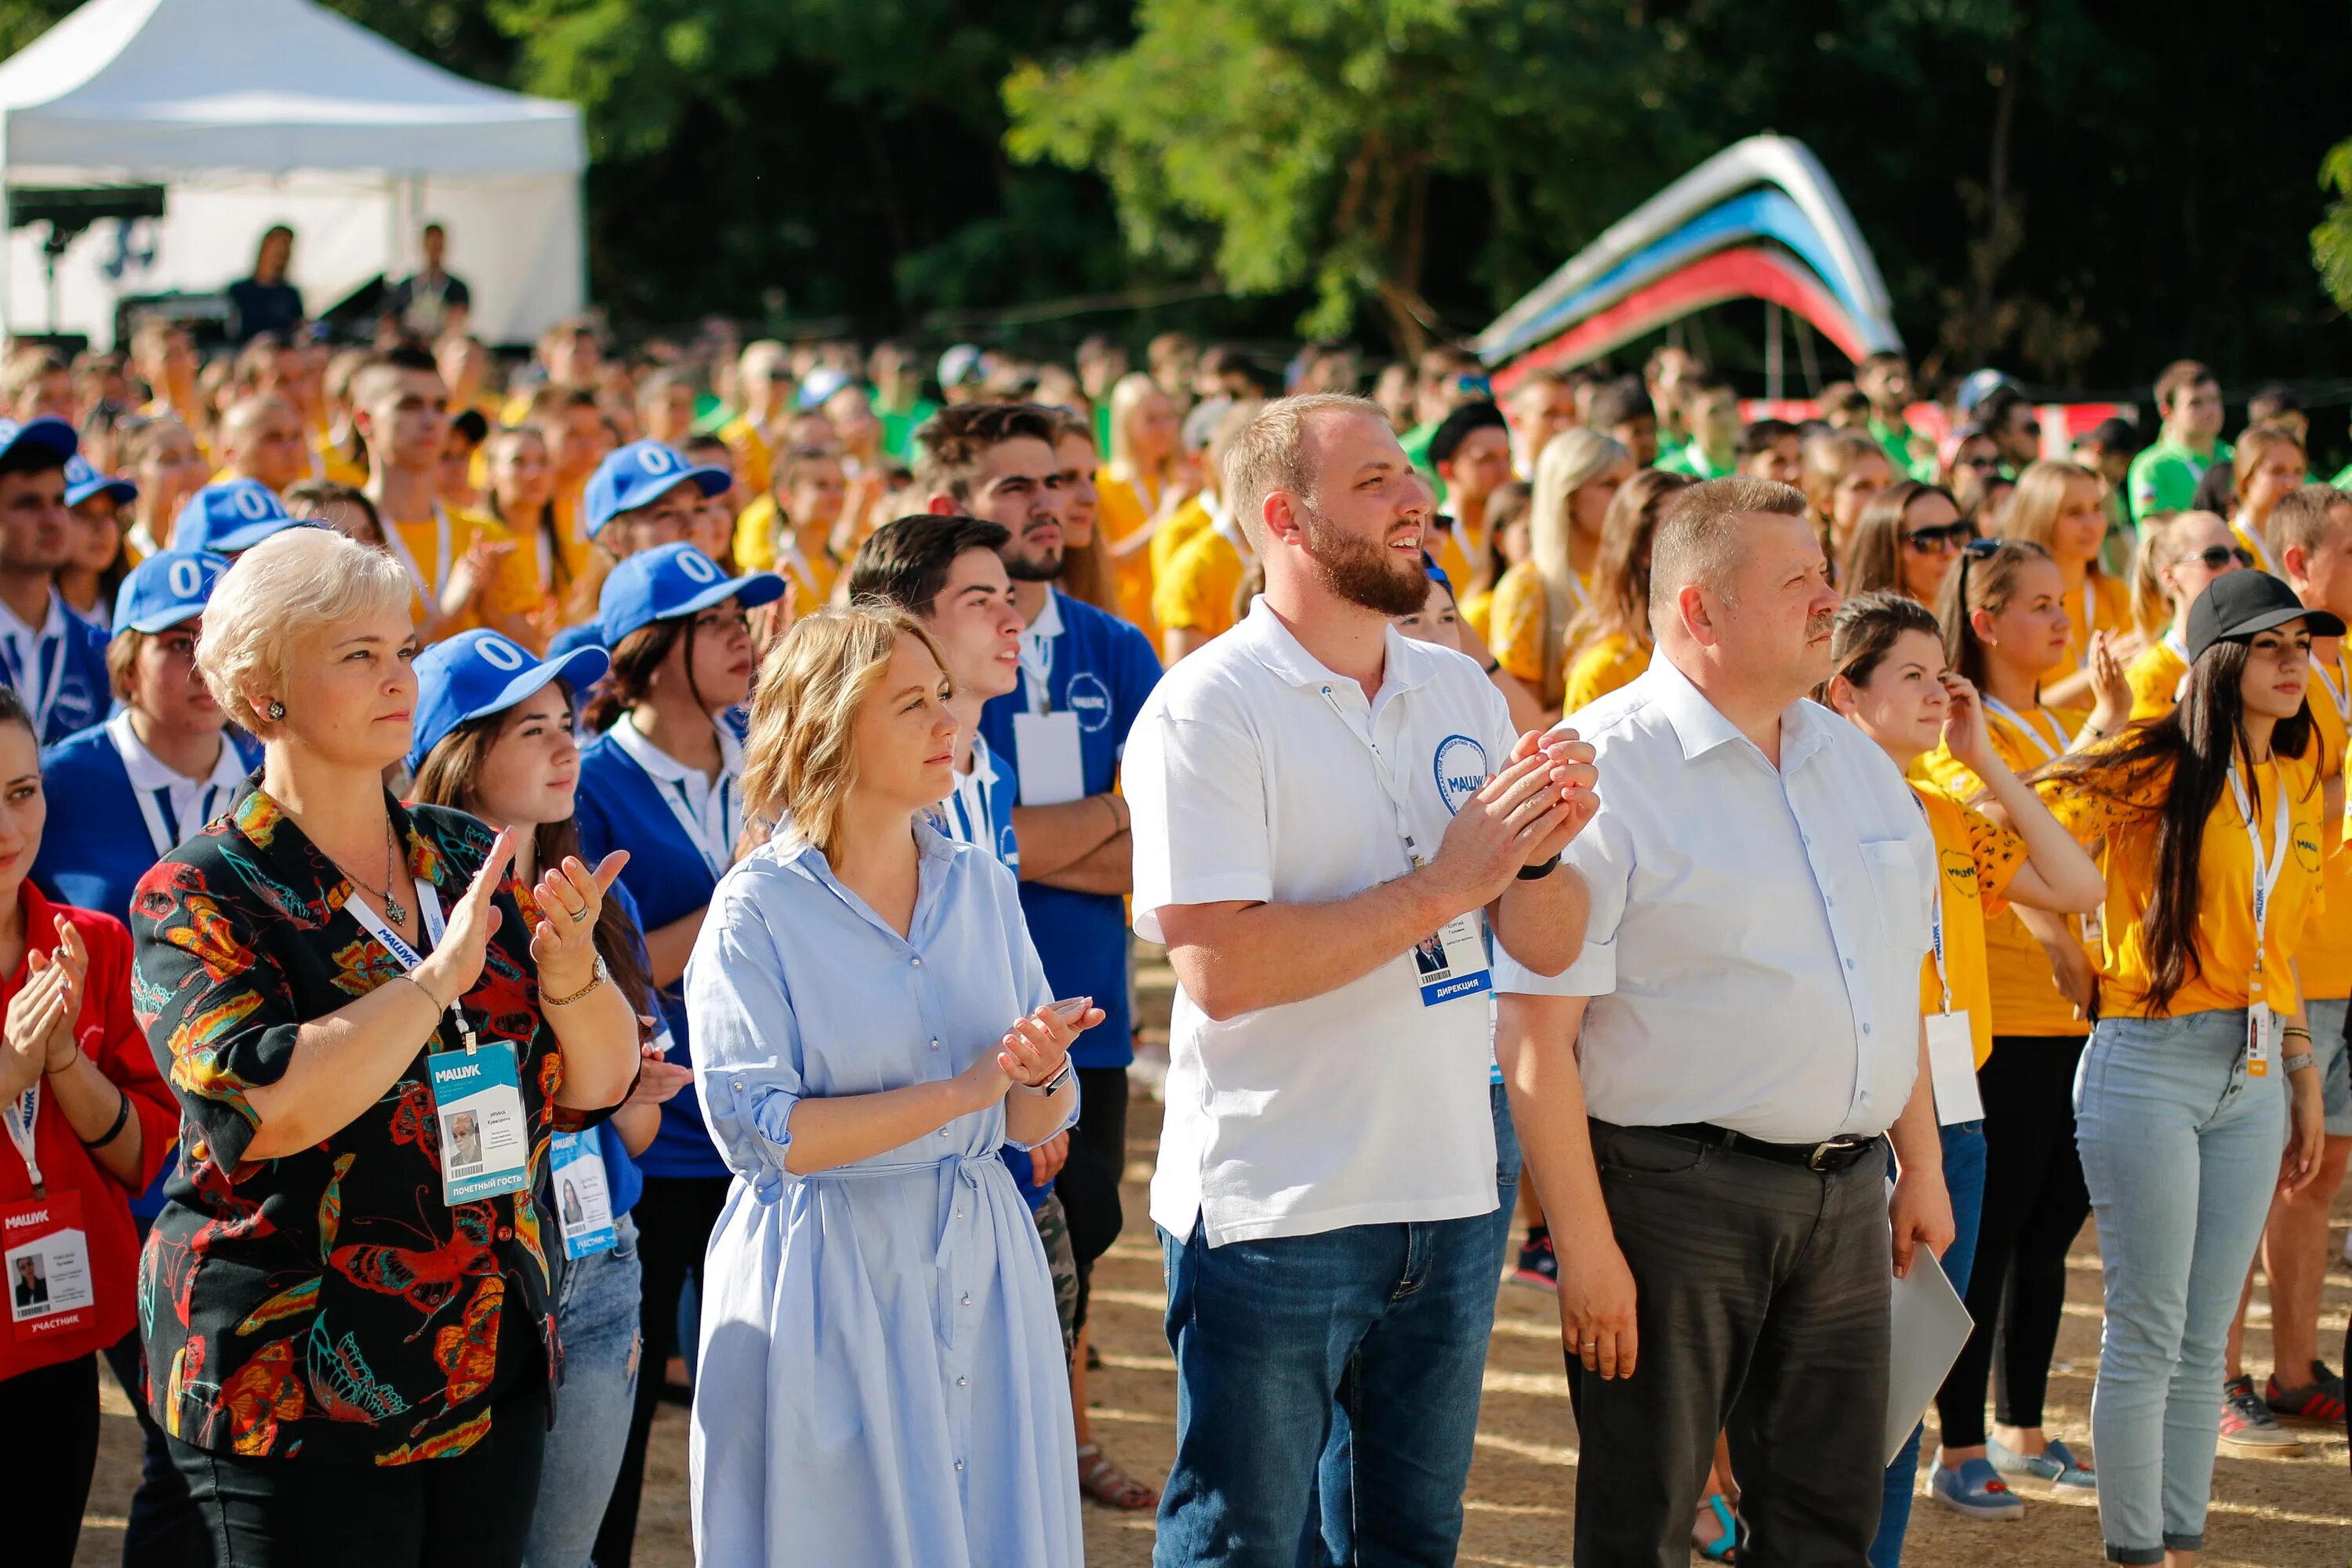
[2122,511,2248,722]
[1096,372,1188,643]
[1486,430,1629,713]
[1458,478,1530,644]
[2002,459,2140,709]
[1918,537,2131,1508]
[2227,421,2307,575]
[1823,590,2105,1546]
[1559,468,1687,713]
[2029,572,2336,1564]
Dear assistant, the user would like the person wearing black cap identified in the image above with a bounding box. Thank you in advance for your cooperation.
[2025,569,2339,1566]
[1427,401,1511,591]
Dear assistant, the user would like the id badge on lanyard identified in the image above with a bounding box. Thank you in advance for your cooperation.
[347,880,532,1204]
[1922,885,1984,1124]
[550,1127,617,1259]
[1319,684,1490,1007]
[2229,766,2289,1078]
[3,1088,99,1341]
[1012,634,1085,806]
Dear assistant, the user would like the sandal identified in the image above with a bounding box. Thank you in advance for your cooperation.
[1693,1493,1744,1562]
[1076,1443,1160,1511]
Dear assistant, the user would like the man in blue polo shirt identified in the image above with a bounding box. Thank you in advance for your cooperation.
[918,401,1166,1512]
[0,418,111,742]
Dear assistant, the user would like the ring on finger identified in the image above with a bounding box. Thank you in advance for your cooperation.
[566,904,590,924]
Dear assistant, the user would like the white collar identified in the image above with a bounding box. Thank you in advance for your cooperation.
[1642,653,1828,771]
[1022,587,1065,647]
[1235,595,1435,699]
[609,708,743,786]
[107,710,244,795]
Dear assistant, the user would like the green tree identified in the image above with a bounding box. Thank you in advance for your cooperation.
[2314,137,2352,316]
[1004,0,1701,357]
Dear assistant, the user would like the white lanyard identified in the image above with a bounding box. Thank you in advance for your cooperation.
[2242,522,2280,577]
[1980,696,2064,764]
[608,718,738,880]
[382,506,454,606]
[111,716,238,858]
[0,612,64,738]
[2227,762,2292,990]
[1020,629,1054,715]
[343,876,474,1050]
[1928,882,1953,1014]
[1316,682,1425,864]
[5,1082,40,1193]
[2314,655,2351,728]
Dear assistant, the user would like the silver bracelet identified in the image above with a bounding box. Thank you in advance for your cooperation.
[400,973,448,1013]
[2283,1051,2317,1076]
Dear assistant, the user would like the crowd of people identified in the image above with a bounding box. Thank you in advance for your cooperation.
[1,232,2348,1568]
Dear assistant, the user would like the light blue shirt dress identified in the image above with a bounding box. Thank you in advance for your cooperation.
[684,820,1083,1567]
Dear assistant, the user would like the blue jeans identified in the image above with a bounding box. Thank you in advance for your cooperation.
[1869,1120,1987,1567]
[1315,1082,1523,1564]
[2075,1011,2285,1565]
[1155,1199,1502,1566]
[524,1211,644,1568]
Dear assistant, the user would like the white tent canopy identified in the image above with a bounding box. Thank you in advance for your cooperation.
[0,0,586,344]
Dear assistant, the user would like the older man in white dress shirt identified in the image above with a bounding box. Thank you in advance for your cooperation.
[1497,475,1953,1565]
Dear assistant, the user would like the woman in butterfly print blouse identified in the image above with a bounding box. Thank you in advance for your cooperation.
[129,530,638,1565]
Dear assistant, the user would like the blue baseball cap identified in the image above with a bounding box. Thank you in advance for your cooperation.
[112,549,228,634]
[406,628,611,775]
[797,365,852,411]
[172,480,302,554]
[597,543,783,648]
[64,454,135,508]
[0,416,77,469]
[583,440,731,539]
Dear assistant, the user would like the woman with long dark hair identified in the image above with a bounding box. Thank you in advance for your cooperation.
[574,542,782,1567]
[1558,467,1689,713]
[2031,572,2336,1566]
[407,630,695,1568]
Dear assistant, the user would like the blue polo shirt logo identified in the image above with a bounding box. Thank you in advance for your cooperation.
[1432,734,1488,815]
[1066,672,1112,733]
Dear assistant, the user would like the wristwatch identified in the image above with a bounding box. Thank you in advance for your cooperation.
[542,954,610,1007]
[1018,1058,1076,1098]
[1517,853,1561,880]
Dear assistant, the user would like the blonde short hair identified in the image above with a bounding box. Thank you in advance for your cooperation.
[1219,392,1390,552]
[196,527,412,733]
[741,604,951,858]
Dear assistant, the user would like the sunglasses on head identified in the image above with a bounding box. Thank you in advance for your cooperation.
[1902,521,1976,554]
[2187,545,2255,571]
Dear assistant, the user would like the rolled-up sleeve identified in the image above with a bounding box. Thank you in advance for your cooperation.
[684,875,806,1189]
[1127,708,1271,942]
[1498,804,1633,998]
[129,863,303,1177]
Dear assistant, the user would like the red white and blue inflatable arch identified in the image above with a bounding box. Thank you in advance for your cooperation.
[1477,135,1903,390]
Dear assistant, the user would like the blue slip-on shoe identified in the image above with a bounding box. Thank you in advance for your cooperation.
[1988,1436,2096,1492]
[1929,1458,2025,1520]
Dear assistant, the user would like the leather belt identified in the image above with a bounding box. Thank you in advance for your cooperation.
[1646,1120,1884,1173]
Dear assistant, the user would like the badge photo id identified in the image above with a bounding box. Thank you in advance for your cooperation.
[429,1044,531,1204]
[4,1189,96,1343]
[1412,911,1493,1007]
[550,1128,618,1259]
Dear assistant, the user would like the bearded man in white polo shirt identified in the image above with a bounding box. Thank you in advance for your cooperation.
[1124,392,1598,1566]
[1497,475,1953,1566]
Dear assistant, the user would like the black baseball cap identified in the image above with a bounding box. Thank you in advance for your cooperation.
[2185,570,2346,663]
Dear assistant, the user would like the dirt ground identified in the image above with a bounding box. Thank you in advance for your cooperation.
[76,956,2352,1566]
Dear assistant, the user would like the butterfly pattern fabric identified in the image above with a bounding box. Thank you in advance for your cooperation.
[132,786,592,1464]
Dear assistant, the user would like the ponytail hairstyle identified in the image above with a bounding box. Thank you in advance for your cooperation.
[2129,510,2232,635]
[1563,467,1689,656]
[1935,536,2052,691]
[408,699,655,1021]
[1828,590,1944,693]
[2032,634,2316,1014]
[581,618,695,734]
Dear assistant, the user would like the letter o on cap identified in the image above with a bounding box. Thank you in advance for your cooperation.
[677,550,720,585]
[477,636,528,672]
[234,487,272,520]
[637,445,677,476]
[166,557,205,598]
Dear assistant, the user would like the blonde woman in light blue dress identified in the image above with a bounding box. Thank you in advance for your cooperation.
[685,605,1094,1567]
